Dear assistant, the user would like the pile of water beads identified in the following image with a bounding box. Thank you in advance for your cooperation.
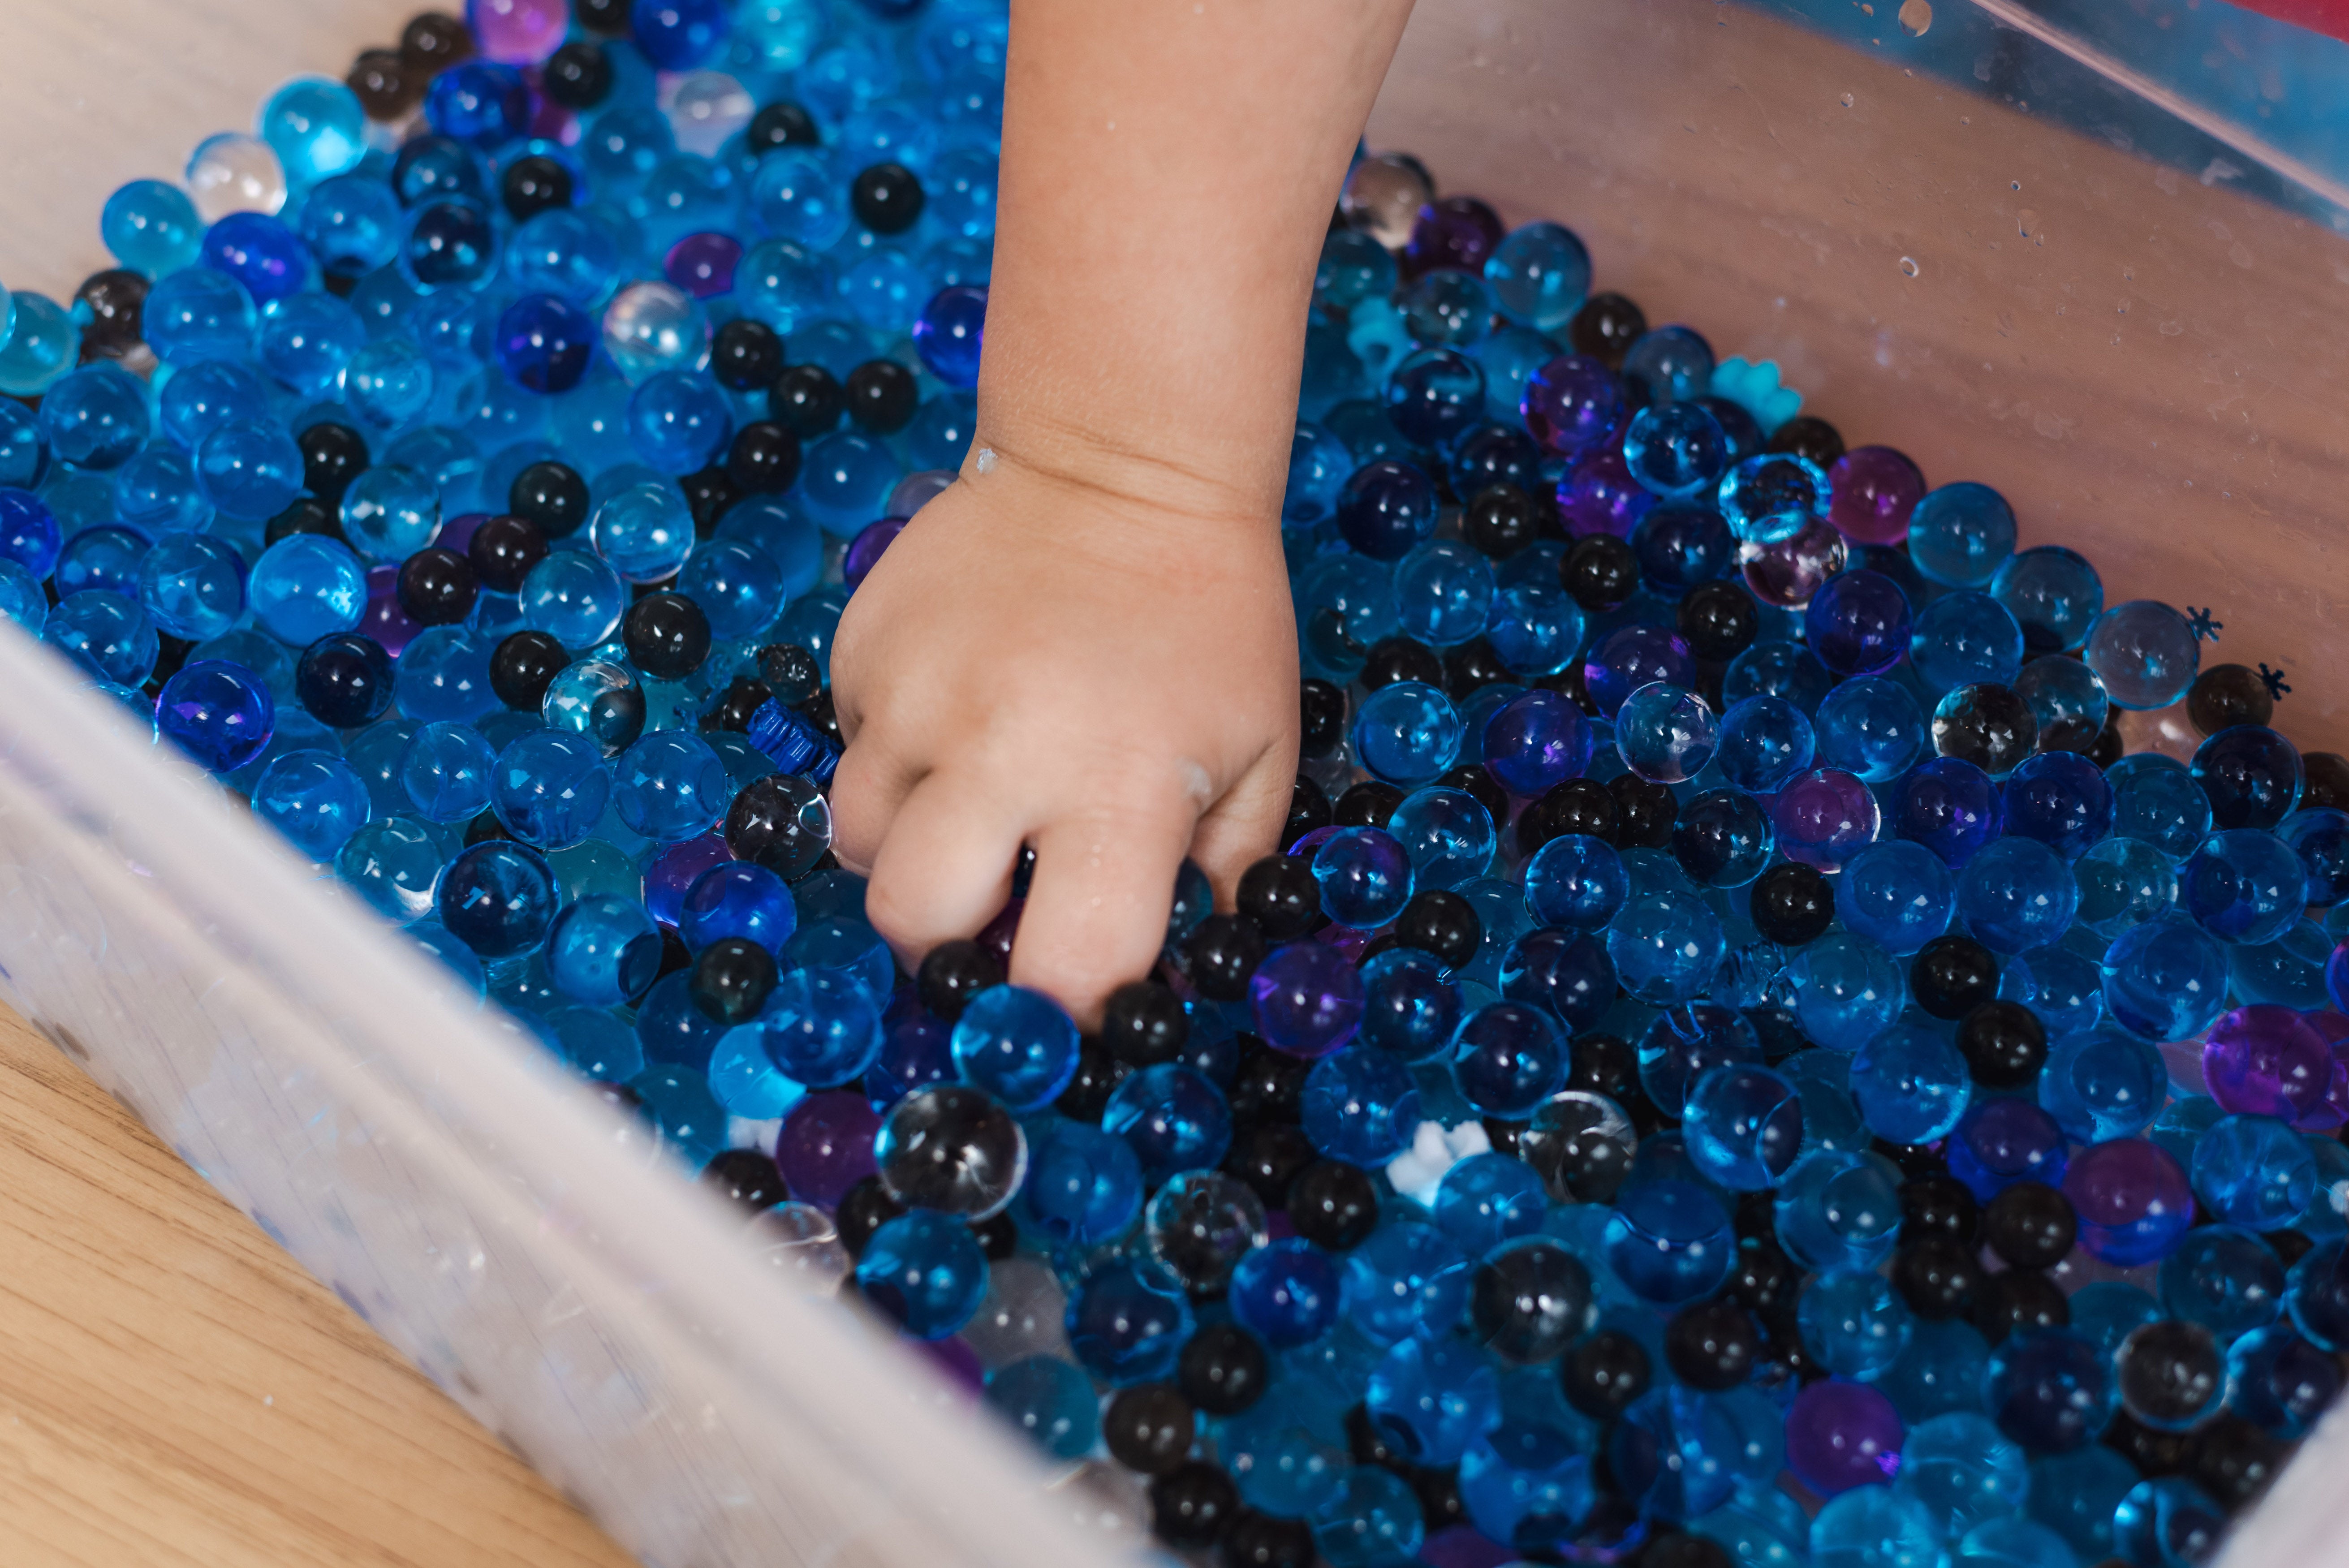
[4,2,2349,1566]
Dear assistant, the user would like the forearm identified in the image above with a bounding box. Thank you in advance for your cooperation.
[976,0,1417,534]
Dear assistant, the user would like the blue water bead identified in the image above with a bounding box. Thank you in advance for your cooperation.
[1312,1465,1426,1568]
[1956,836,2077,954]
[44,591,157,685]
[948,983,1078,1112]
[1910,590,2023,695]
[506,208,620,307]
[1606,887,1725,1006]
[102,178,204,274]
[675,537,784,642]
[2101,915,2228,1042]
[612,730,731,841]
[855,1209,986,1340]
[1430,1155,1544,1256]
[2181,828,2307,945]
[1616,683,1717,785]
[632,969,724,1071]
[344,336,436,429]
[155,659,274,773]
[1896,1411,2029,1538]
[1500,927,1617,1030]
[1810,1482,1940,1568]
[1905,482,2017,590]
[543,894,662,1007]
[391,131,489,208]
[335,815,444,923]
[257,293,367,398]
[625,369,732,474]
[1684,1062,1803,1189]
[796,429,901,537]
[1303,1047,1422,1166]
[335,464,440,563]
[39,364,149,471]
[1630,500,1736,596]
[1483,582,1583,677]
[1484,221,1589,331]
[680,862,794,955]
[1336,460,1439,562]
[1481,690,1591,797]
[492,293,595,395]
[1790,931,1904,1051]
[1356,950,1464,1065]
[1448,423,1542,498]
[202,211,310,306]
[1313,827,1414,930]
[1618,326,1712,409]
[1227,1237,1341,1350]
[1451,1002,1567,1118]
[1579,626,1690,720]
[194,418,304,521]
[143,267,255,365]
[2281,808,2349,908]
[2193,724,2303,833]
[1069,1261,1202,1391]
[1338,1223,1469,1348]
[0,400,43,491]
[1361,1332,1501,1472]
[519,549,627,650]
[541,658,643,756]
[1603,1180,1733,1304]
[1884,758,1999,870]
[425,60,530,151]
[1946,1097,2069,1199]
[1832,839,1952,956]
[1020,1120,1144,1247]
[400,199,498,291]
[1621,401,1728,500]
[2159,1225,2283,1342]
[1983,1328,2114,1453]
[1851,1016,1971,1143]
[1807,570,1914,677]
[907,283,985,390]
[1524,833,1628,930]
[1384,348,1485,447]
[984,1356,1099,1460]
[1724,639,1837,717]
[0,560,38,631]
[297,173,402,280]
[1381,540,1494,643]
[54,525,146,598]
[1103,1062,1232,1184]
[396,625,497,723]
[399,719,498,821]
[761,965,884,1085]
[2000,750,2116,862]
[2099,761,2207,870]
[436,839,556,959]
[1775,1149,1905,1272]
[1984,551,2102,663]
[2014,655,2112,754]
[1716,451,1829,546]
[2192,1114,2315,1231]
[0,488,59,579]
[1387,786,1496,892]
[1710,694,1812,794]
[1352,680,1463,788]
[2027,1447,2139,1564]
[2040,1025,2166,1142]
[1799,1269,1914,1378]
[1879,1317,1992,1424]
[2226,1323,2343,1437]
[1671,788,1776,889]
[585,481,695,585]
[2084,601,2200,712]
[2228,918,2333,1010]
[250,750,370,859]
[1284,422,1353,530]
[491,729,610,847]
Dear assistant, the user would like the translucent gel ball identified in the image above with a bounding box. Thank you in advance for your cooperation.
[1910,590,2023,695]
[1583,625,1694,719]
[1716,451,1829,546]
[1451,1000,1566,1117]
[1616,682,1717,784]
[136,534,246,642]
[1806,569,1913,677]
[626,369,733,474]
[155,659,275,772]
[1524,833,1629,930]
[1302,1046,1422,1164]
[1252,942,1366,1059]
[1957,836,2077,954]
[1684,1061,1803,1189]
[2193,1113,2316,1231]
[612,730,731,841]
[1622,401,1728,499]
[1357,949,1464,1064]
[1387,786,1496,892]
[1772,767,1881,873]
[2040,1025,2165,1143]
[543,893,663,1006]
[144,267,257,364]
[1603,1180,1732,1303]
[2109,753,2212,861]
[250,534,367,644]
[591,482,696,583]
[2182,828,2308,945]
[1993,546,2104,655]
[436,839,557,959]
[1835,839,1956,956]
[2000,749,2115,861]
[196,417,305,521]
[603,280,711,383]
[1314,826,1415,929]
[1775,1148,1905,1273]
[2014,653,2111,754]
[856,1210,987,1340]
[2084,600,2200,711]
[2202,1004,2332,1121]
[1907,482,2017,589]
[1851,1017,1971,1143]
[2073,836,2177,939]
[339,465,442,561]
[1605,887,1724,1004]
[2192,724,2303,833]
[103,178,204,274]
[2101,915,2229,1042]
[1715,693,1816,793]
[951,984,1080,1112]
[1353,680,1464,787]
[40,363,149,470]
[186,131,286,221]
[1481,689,1591,796]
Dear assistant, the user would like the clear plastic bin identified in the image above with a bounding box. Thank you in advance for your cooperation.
[2,1,2346,1565]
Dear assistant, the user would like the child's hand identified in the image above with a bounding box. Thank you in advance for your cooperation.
[828,450,1299,1027]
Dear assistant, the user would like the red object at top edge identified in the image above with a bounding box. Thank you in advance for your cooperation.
[2222,0,2349,43]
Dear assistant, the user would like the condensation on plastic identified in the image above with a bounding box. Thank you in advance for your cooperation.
[0,616,1116,1568]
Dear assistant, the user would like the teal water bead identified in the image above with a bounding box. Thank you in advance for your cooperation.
[398,719,497,823]
[1392,538,1495,646]
[2109,754,2212,862]
[397,626,498,723]
[1815,675,1929,783]
[2159,1224,2283,1341]
[1911,590,2023,695]
[1341,1221,1473,1346]
[2111,1478,2225,1568]
[798,430,903,536]
[1606,886,1724,1005]
[196,417,305,520]
[2040,1025,2166,1142]
[136,533,246,641]
[2027,1447,2139,1563]
[1878,1317,1991,1423]
[592,481,696,583]
[251,750,371,858]
[249,534,368,643]
[1992,546,2104,655]
[259,293,368,398]
[626,370,733,474]
[1313,1464,1425,1568]
[1364,1332,1501,1466]
[103,179,205,274]
[856,1209,987,1340]
[43,590,156,684]
[1851,1016,1970,1143]
[0,292,75,397]
[1524,832,1628,929]
[340,464,442,561]
[612,730,731,840]
[1775,1148,1905,1272]
[1957,835,2077,953]
[1908,482,2017,589]
[2073,836,2177,937]
[1717,451,1829,546]
[2192,1113,2315,1231]
[2101,914,2228,1041]
[1799,1269,1914,1378]
[143,268,257,364]
[1790,930,1905,1051]
[2084,600,2200,711]
[1484,221,1590,332]
[492,728,612,847]
[1387,785,1496,892]
[335,816,444,922]
[544,893,662,1006]
[2014,655,2111,754]
[345,336,436,428]
[984,1355,1099,1460]
[1809,1473,1940,1568]
[521,548,628,649]
[1836,839,1957,957]
[40,363,150,470]
[2182,827,2307,945]
[1353,680,1464,787]
[1684,1061,1803,1189]
[1602,1179,1733,1303]
[260,77,366,184]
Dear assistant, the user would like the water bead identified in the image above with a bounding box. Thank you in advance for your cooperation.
[1683,1062,1803,1189]
[2160,1224,2284,1342]
[2102,914,2229,1042]
[1714,694,1816,793]
[1606,887,1724,1005]
[187,131,287,222]
[2039,1025,2166,1144]
[2182,828,2308,944]
[1352,680,1463,787]
[1806,570,1913,677]
[1836,839,1957,956]
[1957,836,2077,954]
[1603,1180,1733,1305]
[2085,600,2201,711]
[2193,1113,2316,1231]
[1671,788,1776,888]
[855,1210,986,1341]
[1020,1120,1145,1249]
[1717,451,1829,546]
[155,659,276,772]
[1312,826,1414,929]
[1451,1001,1567,1117]
[1772,767,1882,874]
[1911,591,2024,696]
[40,364,149,471]
[2193,723,2304,832]
[1386,785,1497,891]
[1615,683,1716,785]
[1583,625,1695,719]
[1622,401,1728,499]
[249,534,368,644]
[1524,833,1629,930]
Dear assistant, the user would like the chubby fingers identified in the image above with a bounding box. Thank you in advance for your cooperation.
[859,768,1025,967]
[1184,741,1297,906]
[1010,788,1199,1031]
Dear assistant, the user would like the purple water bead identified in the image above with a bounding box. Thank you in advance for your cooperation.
[1771,768,1881,873]
[362,563,422,657]
[844,517,904,590]
[2202,1004,2332,1121]
[1741,518,1847,609]
[1480,689,1592,797]
[1520,354,1623,459]
[1556,446,1654,540]
[1806,569,1914,676]
[646,832,733,926]
[1404,195,1504,278]
[664,231,742,300]
[1785,1378,1904,1497]
[1251,941,1366,1060]
[914,285,986,389]
[775,1090,880,1207]
[496,293,595,393]
[2062,1137,2193,1265]
[1946,1097,2069,1201]
[1583,624,1695,720]
[1827,446,1927,547]
[467,0,568,62]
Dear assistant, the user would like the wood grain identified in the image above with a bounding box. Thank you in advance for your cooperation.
[0,998,632,1568]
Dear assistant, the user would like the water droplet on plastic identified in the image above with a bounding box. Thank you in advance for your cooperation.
[1898,257,1920,278]
[1840,92,1856,108]
[1898,0,1932,36]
